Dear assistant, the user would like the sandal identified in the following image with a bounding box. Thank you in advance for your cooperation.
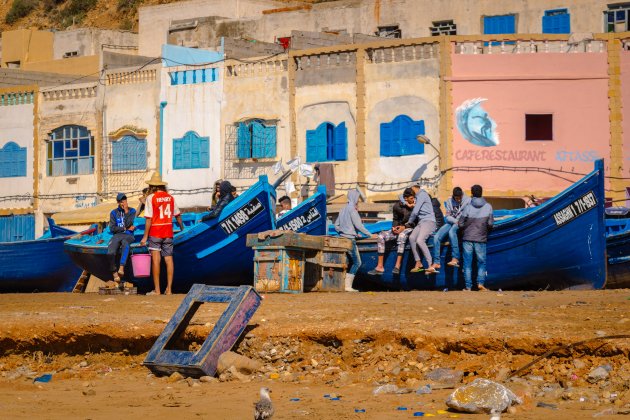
[425,267,439,274]
[368,269,384,276]
[447,260,460,267]
[392,267,400,275]
[410,267,424,273]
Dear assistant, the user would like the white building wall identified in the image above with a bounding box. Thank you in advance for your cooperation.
[161,64,224,209]
[0,102,35,210]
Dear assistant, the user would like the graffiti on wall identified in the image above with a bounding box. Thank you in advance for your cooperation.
[74,195,97,209]
[555,150,600,162]
[456,98,499,147]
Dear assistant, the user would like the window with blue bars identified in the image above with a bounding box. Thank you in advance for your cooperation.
[236,120,277,159]
[173,131,209,169]
[380,115,425,157]
[605,4,630,32]
[306,122,347,163]
[543,9,570,34]
[47,125,94,176]
[169,68,218,85]
[112,135,147,172]
[0,141,27,178]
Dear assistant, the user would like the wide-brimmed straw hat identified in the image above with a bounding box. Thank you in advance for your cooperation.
[146,172,167,186]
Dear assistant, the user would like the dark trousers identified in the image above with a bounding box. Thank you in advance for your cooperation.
[107,233,134,273]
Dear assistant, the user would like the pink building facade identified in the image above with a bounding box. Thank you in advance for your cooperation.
[450,45,612,204]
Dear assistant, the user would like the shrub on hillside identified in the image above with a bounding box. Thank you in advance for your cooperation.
[5,0,38,24]
[117,0,142,13]
[56,0,97,27]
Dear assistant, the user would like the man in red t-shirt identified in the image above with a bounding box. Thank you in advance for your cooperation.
[140,173,183,295]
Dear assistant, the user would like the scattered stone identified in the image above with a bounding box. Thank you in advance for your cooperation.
[446,378,522,414]
[595,330,607,337]
[311,359,318,368]
[588,367,610,383]
[416,384,432,394]
[494,368,511,382]
[462,317,474,325]
[82,389,96,396]
[425,368,464,388]
[78,361,88,368]
[573,359,586,370]
[536,402,558,409]
[199,376,217,383]
[166,372,184,383]
[372,384,413,395]
[216,351,262,376]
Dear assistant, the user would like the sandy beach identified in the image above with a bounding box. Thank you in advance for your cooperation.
[0,290,628,419]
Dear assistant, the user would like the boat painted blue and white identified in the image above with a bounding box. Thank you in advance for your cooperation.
[355,160,607,291]
[603,207,630,288]
[65,176,329,293]
[0,219,89,292]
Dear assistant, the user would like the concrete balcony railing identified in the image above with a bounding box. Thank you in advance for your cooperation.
[106,68,158,85]
[366,42,439,64]
[225,58,288,78]
[0,90,34,106]
[41,83,98,101]
[453,35,606,55]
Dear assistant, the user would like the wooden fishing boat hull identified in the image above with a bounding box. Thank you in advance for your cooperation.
[276,186,327,236]
[0,223,82,293]
[357,160,607,290]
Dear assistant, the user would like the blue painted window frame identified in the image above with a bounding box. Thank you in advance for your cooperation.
[0,141,27,178]
[169,68,219,86]
[47,125,94,176]
[173,131,209,170]
[380,115,425,157]
[112,135,147,172]
[306,122,348,163]
[543,9,570,34]
[236,120,277,159]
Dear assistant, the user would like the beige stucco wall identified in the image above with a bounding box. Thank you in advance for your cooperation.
[1,29,53,67]
[23,55,100,76]
[364,56,441,200]
[221,57,290,191]
[37,83,101,217]
[294,82,358,193]
[53,29,138,60]
[138,0,287,57]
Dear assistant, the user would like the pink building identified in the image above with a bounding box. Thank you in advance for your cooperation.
[449,40,614,206]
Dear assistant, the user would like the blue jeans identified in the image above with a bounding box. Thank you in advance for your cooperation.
[463,241,486,289]
[432,223,460,263]
[347,239,362,275]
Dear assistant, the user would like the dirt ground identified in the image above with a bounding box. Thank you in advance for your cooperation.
[0,290,629,419]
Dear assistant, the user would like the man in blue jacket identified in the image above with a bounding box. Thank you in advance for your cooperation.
[458,185,493,291]
[431,187,471,271]
[107,193,136,286]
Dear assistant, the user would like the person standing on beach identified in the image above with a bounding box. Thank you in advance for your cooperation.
[334,189,376,292]
[458,184,493,291]
[140,173,183,295]
[107,192,136,287]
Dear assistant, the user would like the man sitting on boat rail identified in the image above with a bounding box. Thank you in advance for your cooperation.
[107,193,136,287]
[368,188,416,276]
[276,195,292,219]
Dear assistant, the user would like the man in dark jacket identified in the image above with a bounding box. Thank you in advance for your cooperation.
[431,187,471,270]
[368,188,416,275]
[458,184,493,291]
[107,193,136,285]
[202,180,234,221]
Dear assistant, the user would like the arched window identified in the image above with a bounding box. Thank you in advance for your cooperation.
[47,125,94,176]
[306,122,347,162]
[112,135,147,171]
[236,119,277,159]
[380,115,425,157]
[0,141,27,178]
[173,131,209,169]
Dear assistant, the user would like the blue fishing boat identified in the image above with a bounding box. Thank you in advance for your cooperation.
[356,160,607,290]
[0,219,91,292]
[603,207,630,289]
[65,176,330,293]
[276,185,328,235]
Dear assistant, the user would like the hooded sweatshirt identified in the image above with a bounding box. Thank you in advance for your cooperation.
[334,190,371,239]
[458,197,494,242]
[202,181,234,221]
[444,193,472,225]
[406,189,436,228]
[109,206,136,235]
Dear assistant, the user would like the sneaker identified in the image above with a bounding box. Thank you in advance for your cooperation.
[392,267,400,275]
[463,287,471,291]
[367,269,384,276]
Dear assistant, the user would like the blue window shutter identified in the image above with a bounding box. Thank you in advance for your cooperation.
[237,122,251,159]
[0,142,27,177]
[200,137,209,168]
[173,139,182,169]
[484,15,515,35]
[264,125,277,158]
[306,129,317,162]
[169,72,177,85]
[408,120,425,155]
[251,121,264,159]
[333,122,348,161]
[543,10,570,34]
[380,122,393,157]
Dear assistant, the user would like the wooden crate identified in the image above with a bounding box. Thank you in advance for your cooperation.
[253,246,305,293]
[305,247,348,292]
[247,230,352,251]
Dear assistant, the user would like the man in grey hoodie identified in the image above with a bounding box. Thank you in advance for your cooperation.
[458,184,494,291]
[431,187,471,270]
[405,184,436,273]
[334,189,375,291]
